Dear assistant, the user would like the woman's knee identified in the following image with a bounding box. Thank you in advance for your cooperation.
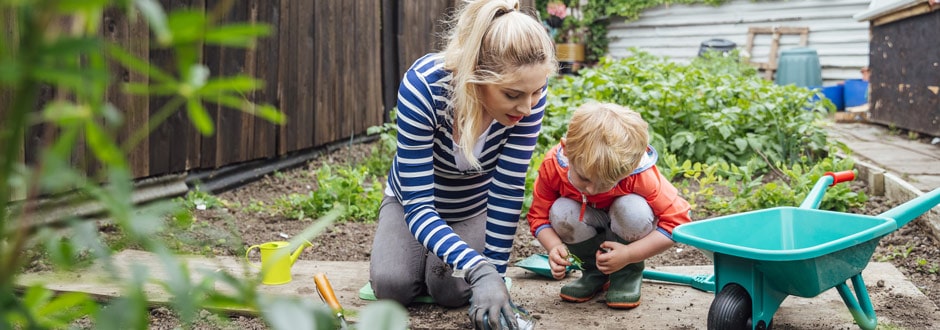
[609,194,656,241]
[371,272,422,306]
[429,283,470,307]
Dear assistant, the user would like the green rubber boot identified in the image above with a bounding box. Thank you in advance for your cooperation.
[606,260,644,309]
[559,234,608,303]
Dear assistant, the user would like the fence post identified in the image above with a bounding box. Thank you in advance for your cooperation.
[2,8,24,201]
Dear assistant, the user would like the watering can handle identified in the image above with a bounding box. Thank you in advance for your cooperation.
[245,245,262,269]
[825,171,855,186]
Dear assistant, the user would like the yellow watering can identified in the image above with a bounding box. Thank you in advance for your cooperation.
[245,240,313,285]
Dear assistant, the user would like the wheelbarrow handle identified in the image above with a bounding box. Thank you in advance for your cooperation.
[880,188,940,228]
[825,171,856,186]
[799,170,856,209]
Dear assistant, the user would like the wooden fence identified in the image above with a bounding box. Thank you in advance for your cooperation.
[12,0,535,180]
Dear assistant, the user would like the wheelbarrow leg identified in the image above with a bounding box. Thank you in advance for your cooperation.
[835,274,877,330]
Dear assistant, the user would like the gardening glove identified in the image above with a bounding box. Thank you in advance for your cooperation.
[466,262,517,330]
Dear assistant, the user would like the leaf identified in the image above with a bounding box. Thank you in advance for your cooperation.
[358,300,409,330]
[123,82,178,96]
[85,121,127,167]
[46,235,76,269]
[204,23,272,47]
[41,37,101,57]
[733,138,748,152]
[167,9,208,45]
[56,0,110,12]
[41,101,91,124]
[253,104,286,125]
[187,64,210,89]
[38,292,97,326]
[107,44,174,83]
[186,99,215,135]
[32,66,109,94]
[134,0,171,45]
[22,285,53,311]
[260,297,334,330]
[200,75,263,94]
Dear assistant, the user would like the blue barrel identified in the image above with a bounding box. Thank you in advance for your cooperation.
[843,79,869,107]
[775,48,822,88]
[810,85,845,111]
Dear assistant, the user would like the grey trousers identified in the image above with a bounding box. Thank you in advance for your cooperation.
[369,195,486,307]
[549,194,656,244]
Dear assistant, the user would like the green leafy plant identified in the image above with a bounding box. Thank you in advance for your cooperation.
[0,0,405,328]
[271,113,397,223]
[522,50,865,220]
[878,243,916,262]
[548,49,830,169]
[178,186,224,211]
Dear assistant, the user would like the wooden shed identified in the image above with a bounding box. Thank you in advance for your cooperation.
[854,0,940,136]
[607,0,872,85]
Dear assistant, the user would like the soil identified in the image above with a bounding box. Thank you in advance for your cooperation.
[109,141,940,328]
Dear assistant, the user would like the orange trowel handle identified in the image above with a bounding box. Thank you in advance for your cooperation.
[314,273,343,312]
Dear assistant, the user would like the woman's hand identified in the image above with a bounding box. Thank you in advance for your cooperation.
[547,244,570,279]
[596,240,631,275]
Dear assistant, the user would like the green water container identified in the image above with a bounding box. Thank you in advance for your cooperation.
[775,47,822,88]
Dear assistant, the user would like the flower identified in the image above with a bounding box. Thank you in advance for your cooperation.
[543,0,586,44]
[547,1,567,20]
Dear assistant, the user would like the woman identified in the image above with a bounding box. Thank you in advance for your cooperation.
[369,0,556,328]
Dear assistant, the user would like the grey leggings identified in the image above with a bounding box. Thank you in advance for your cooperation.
[549,194,656,244]
[368,195,486,307]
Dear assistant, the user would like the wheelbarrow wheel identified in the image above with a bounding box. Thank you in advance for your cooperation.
[708,284,772,330]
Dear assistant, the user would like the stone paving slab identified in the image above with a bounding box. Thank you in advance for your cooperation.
[17,250,940,329]
[827,120,940,240]
[827,122,940,193]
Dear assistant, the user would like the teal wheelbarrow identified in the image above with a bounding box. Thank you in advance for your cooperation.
[671,170,940,330]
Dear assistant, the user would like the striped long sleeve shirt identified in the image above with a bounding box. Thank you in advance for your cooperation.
[387,53,546,275]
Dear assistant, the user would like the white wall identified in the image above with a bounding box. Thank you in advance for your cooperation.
[607,0,871,85]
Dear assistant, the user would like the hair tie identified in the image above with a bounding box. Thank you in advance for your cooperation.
[495,7,514,18]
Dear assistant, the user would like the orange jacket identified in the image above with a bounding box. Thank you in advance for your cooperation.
[527,144,691,239]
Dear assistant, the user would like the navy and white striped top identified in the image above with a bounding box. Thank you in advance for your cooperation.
[387,53,546,275]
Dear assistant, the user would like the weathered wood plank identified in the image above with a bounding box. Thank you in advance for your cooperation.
[276,0,294,155]
[203,0,250,167]
[1,8,26,200]
[313,1,333,147]
[103,8,151,178]
[149,0,205,175]
[248,0,279,160]
[365,0,384,128]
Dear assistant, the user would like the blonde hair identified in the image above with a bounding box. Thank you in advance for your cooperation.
[564,103,650,186]
[441,0,557,169]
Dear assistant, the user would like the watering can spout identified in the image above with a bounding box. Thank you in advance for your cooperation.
[290,241,314,265]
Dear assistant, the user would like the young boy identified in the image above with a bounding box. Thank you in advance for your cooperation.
[526,102,692,309]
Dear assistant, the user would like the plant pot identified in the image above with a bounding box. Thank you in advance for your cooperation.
[555,43,585,63]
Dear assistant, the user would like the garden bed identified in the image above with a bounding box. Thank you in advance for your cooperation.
[115,140,940,329]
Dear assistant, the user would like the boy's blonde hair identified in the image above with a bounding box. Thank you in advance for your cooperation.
[564,103,649,186]
[442,0,557,169]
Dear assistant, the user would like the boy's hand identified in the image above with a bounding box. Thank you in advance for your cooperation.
[596,241,631,275]
[547,244,570,279]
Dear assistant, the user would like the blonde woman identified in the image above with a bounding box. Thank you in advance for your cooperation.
[368,0,556,329]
